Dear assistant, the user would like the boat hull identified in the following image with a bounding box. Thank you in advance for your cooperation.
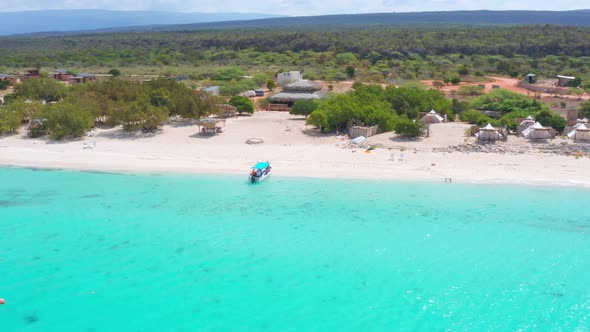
[249,171,271,183]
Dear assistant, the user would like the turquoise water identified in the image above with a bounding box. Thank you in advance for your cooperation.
[1,167,589,331]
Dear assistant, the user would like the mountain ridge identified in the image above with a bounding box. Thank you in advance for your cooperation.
[0,10,283,36]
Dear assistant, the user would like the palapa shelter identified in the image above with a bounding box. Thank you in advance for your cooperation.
[476,123,503,142]
[421,110,444,124]
[523,121,553,140]
[196,118,226,135]
[568,123,590,141]
[268,80,322,106]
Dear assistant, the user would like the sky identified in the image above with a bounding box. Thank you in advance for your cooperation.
[0,0,587,16]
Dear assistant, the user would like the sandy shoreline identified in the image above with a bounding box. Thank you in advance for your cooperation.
[1,112,589,187]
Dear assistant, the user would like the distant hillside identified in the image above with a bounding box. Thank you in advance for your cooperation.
[0,10,281,36]
[150,10,590,31]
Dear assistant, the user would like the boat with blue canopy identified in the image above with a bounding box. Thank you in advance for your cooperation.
[249,161,272,183]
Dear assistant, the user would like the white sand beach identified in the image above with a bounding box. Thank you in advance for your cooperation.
[1,111,589,186]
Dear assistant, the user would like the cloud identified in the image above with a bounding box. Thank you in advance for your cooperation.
[0,0,587,15]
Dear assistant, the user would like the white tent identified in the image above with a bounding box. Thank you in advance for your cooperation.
[421,110,444,124]
[519,115,536,127]
[476,123,503,141]
[568,123,590,141]
[523,122,552,139]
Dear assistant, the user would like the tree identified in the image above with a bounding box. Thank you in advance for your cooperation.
[44,104,94,139]
[432,81,445,90]
[306,109,329,132]
[266,80,276,91]
[570,77,582,87]
[458,66,469,76]
[450,76,461,85]
[228,96,254,115]
[536,110,566,133]
[0,107,22,134]
[580,100,590,118]
[0,80,9,90]
[15,78,67,102]
[345,66,356,79]
[394,117,425,138]
[108,68,121,77]
[290,100,318,118]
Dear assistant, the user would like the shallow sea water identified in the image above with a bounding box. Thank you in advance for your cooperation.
[1,167,589,331]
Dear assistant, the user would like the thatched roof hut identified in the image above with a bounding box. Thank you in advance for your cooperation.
[197,118,226,135]
[269,79,323,105]
[283,80,322,92]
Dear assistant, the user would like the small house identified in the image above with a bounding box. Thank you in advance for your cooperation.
[525,74,536,84]
[567,123,590,141]
[19,69,40,80]
[268,80,322,107]
[0,73,17,86]
[70,73,96,84]
[476,123,503,142]
[557,75,576,87]
[420,110,444,124]
[50,69,73,81]
[277,71,303,87]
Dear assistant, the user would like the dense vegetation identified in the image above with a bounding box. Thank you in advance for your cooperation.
[305,85,566,136]
[0,78,220,138]
[306,83,451,135]
[0,26,589,87]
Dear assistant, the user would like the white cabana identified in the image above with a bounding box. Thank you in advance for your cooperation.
[421,110,444,124]
[476,123,503,141]
[568,123,590,141]
[517,115,537,137]
[523,122,552,140]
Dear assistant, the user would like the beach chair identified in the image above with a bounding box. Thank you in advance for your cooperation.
[398,152,405,161]
[286,121,293,131]
[389,151,395,161]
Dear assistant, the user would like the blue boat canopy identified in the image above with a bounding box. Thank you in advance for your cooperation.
[252,162,270,170]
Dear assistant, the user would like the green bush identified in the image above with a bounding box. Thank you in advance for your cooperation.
[306,109,329,132]
[15,78,67,102]
[229,96,255,115]
[450,76,461,85]
[0,108,22,134]
[536,110,566,133]
[458,85,484,96]
[460,110,487,124]
[394,116,425,137]
[108,68,121,77]
[290,100,318,118]
[45,104,94,139]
